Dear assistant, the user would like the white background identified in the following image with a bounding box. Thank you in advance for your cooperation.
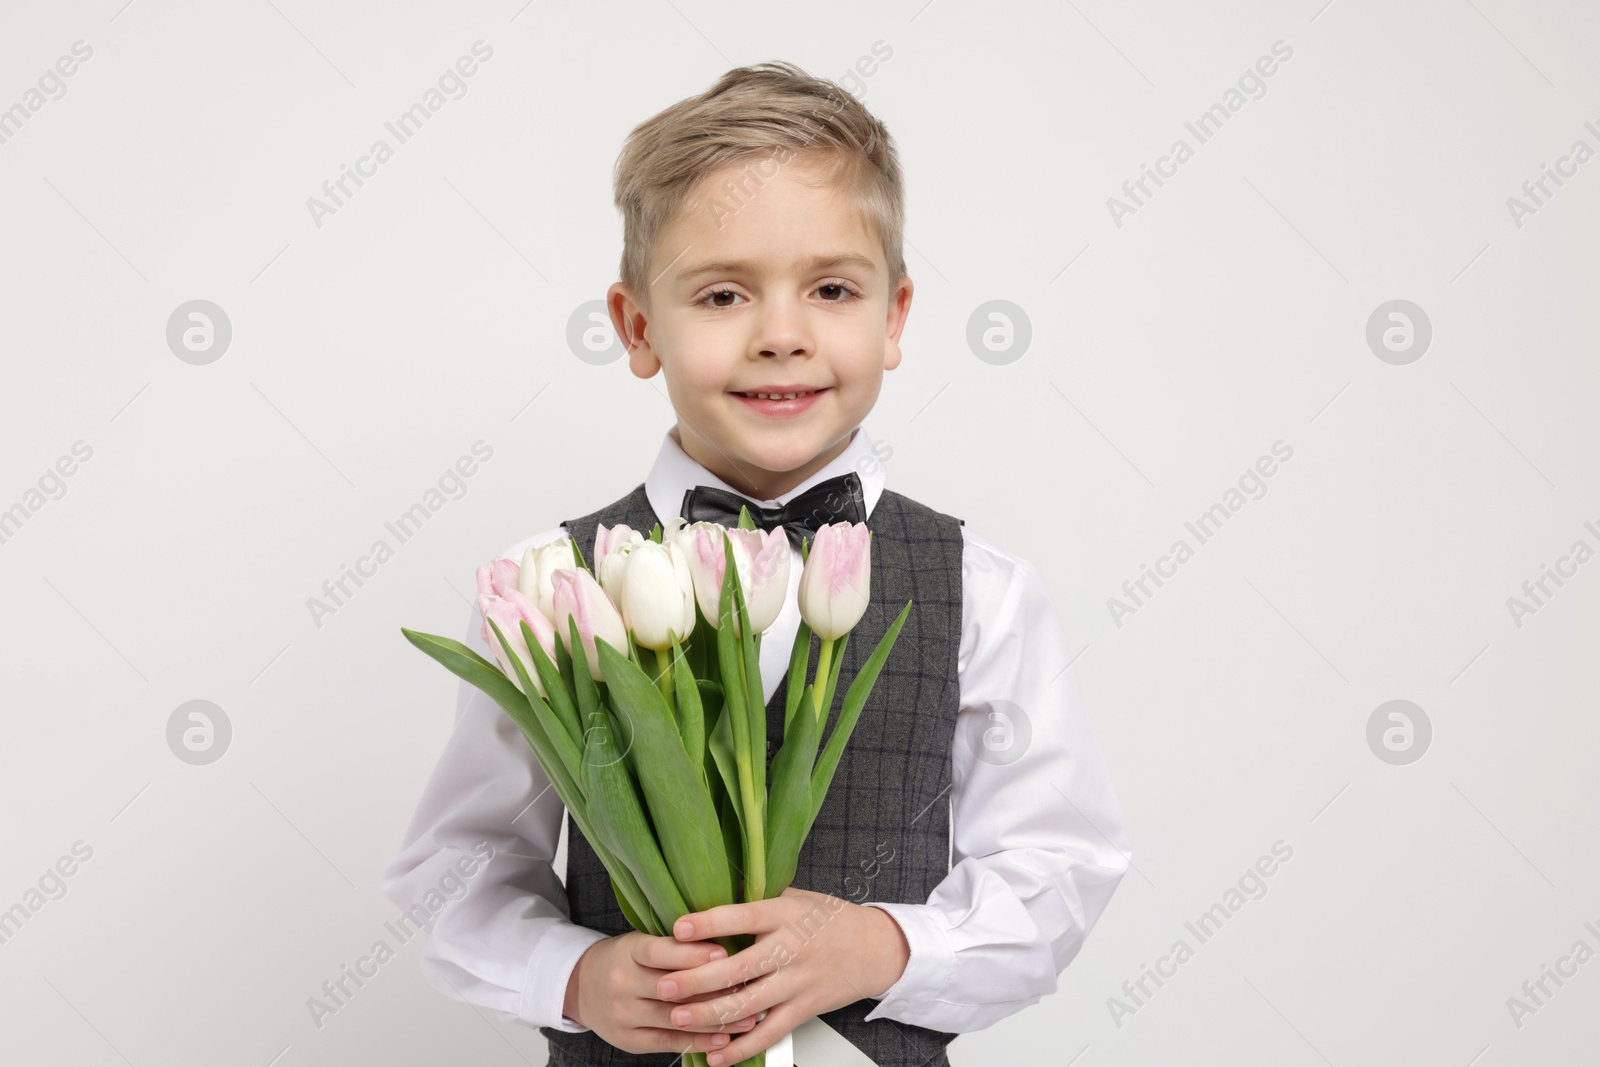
[1,1,1596,1064]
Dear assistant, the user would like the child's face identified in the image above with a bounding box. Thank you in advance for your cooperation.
[609,152,912,501]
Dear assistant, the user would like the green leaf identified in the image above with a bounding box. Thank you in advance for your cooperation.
[810,599,913,829]
[400,628,524,719]
[488,618,584,791]
[569,533,590,573]
[672,634,706,780]
[611,872,656,935]
[566,616,601,728]
[403,627,564,799]
[783,619,813,735]
[715,786,744,903]
[554,626,578,705]
[714,557,750,773]
[707,699,746,853]
[727,535,767,808]
[597,637,735,914]
[526,629,582,751]
[580,703,688,928]
[765,681,822,896]
[400,628,660,935]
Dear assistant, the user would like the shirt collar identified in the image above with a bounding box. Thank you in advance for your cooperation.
[643,423,886,530]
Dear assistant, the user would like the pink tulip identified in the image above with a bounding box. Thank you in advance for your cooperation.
[726,526,791,634]
[797,522,871,640]
[550,566,629,680]
[677,521,753,633]
[478,558,521,602]
[476,559,557,696]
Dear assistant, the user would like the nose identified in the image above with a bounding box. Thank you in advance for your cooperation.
[753,292,812,359]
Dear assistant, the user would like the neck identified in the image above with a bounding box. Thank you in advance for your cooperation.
[674,424,856,501]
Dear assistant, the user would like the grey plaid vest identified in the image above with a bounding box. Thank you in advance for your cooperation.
[541,482,965,1067]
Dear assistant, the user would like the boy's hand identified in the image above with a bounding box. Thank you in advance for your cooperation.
[655,887,912,1065]
[566,932,763,1056]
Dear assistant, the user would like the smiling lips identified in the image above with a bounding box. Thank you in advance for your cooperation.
[732,386,828,416]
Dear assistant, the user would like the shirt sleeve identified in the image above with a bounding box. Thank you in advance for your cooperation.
[379,534,609,1032]
[857,527,1132,1032]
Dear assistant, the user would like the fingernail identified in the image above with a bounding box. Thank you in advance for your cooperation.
[709,1055,724,1066]
[675,920,693,938]
[673,1008,692,1027]
[709,946,727,959]
[711,1034,729,1047]
[660,980,678,999]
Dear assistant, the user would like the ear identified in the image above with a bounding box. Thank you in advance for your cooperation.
[608,281,659,378]
[882,274,914,372]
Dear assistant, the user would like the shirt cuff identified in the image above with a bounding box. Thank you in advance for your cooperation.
[857,902,954,1025]
[521,921,611,1031]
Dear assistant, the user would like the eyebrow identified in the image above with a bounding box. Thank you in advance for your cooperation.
[675,252,879,284]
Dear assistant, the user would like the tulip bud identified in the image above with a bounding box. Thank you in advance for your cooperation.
[550,567,629,680]
[726,526,791,634]
[678,521,755,633]
[518,538,571,623]
[594,523,646,598]
[478,558,521,602]
[476,558,557,696]
[797,522,871,640]
[617,540,697,650]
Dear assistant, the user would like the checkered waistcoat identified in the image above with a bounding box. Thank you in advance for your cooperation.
[540,482,965,1067]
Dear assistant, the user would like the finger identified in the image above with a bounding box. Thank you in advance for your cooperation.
[672,898,788,942]
[650,1000,762,1035]
[628,932,729,972]
[663,978,774,1031]
[656,940,782,1002]
[638,1023,750,1055]
[654,982,764,1032]
[704,1005,793,1066]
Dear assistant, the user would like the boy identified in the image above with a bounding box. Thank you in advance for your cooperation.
[382,61,1130,1067]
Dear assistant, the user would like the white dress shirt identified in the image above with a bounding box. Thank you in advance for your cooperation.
[380,422,1131,1036]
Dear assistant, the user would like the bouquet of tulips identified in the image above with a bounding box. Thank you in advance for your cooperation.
[401,509,911,1067]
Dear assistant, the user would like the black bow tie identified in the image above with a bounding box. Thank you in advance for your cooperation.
[680,472,867,552]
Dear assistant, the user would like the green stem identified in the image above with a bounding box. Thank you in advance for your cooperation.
[812,638,834,723]
[655,646,676,724]
[733,647,767,903]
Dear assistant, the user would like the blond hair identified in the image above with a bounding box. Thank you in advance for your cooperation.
[612,60,906,309]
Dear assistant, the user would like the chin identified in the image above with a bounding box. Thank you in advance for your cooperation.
[737,435,826,473]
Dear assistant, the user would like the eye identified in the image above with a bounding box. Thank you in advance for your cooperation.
[696,287,743,309]
[816,280,862,302]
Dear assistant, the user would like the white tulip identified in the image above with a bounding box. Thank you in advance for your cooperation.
[594,523,646,598]
[618,540,697,650]
[518,538,573,623]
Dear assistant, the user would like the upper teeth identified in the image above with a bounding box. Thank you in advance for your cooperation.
[747,391,810,399]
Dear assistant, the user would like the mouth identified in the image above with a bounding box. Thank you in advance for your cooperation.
[731,386,829,417]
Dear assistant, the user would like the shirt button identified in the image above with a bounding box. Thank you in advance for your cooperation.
[885,998,909,1013]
